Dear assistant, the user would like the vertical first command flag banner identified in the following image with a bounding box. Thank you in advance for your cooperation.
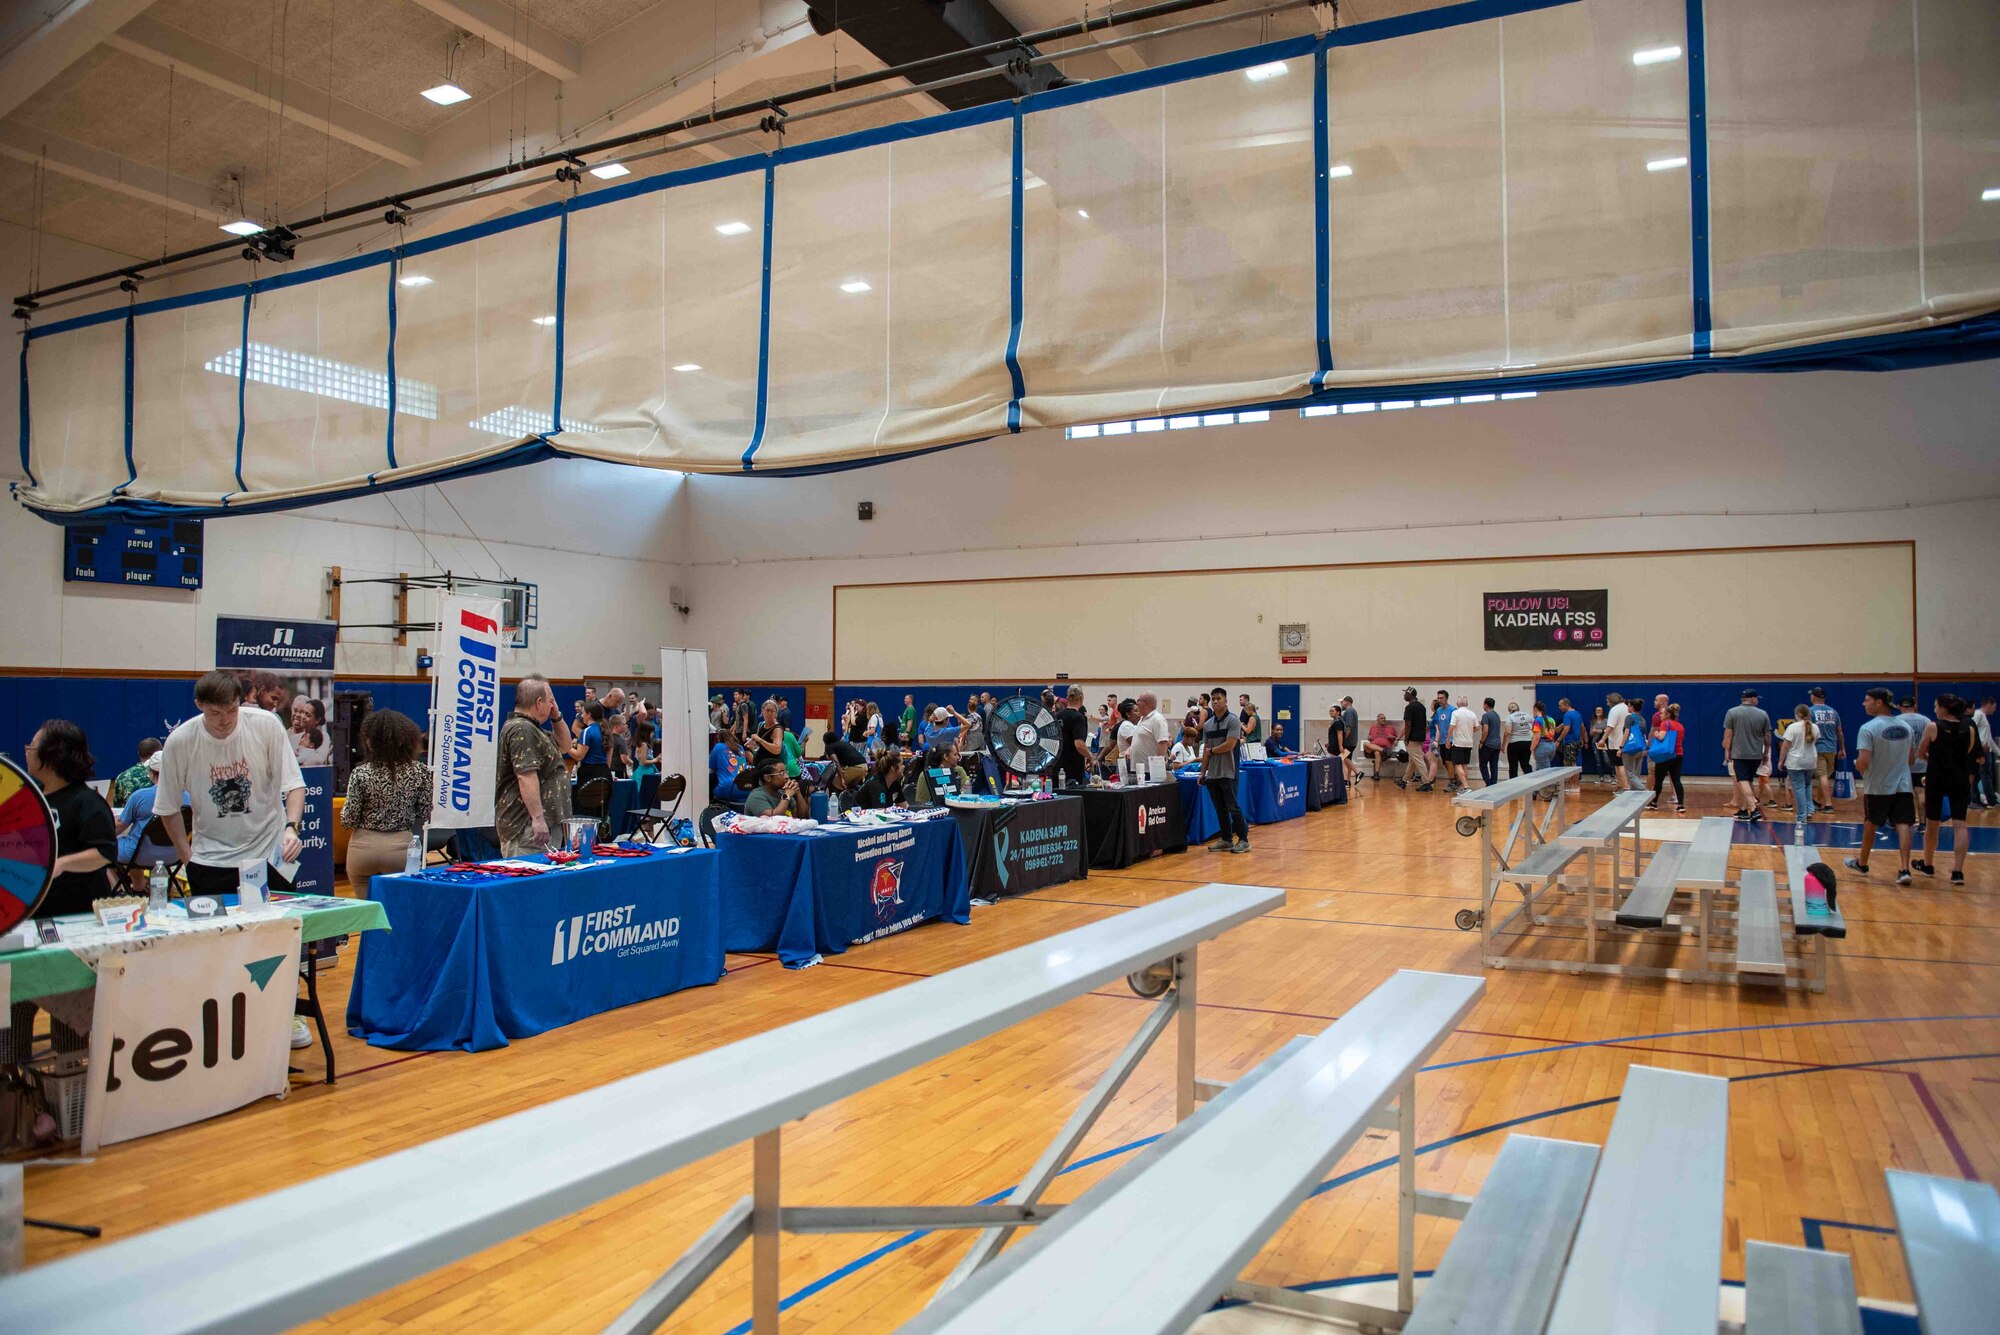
[430,596,504,830]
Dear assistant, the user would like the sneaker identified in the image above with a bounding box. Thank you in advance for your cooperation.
[1912,860,1935,877]
[1394,779,1407,790]
[1950,870,1965,885]
[1230,838,1251,854]
[1895,870,1912,887]
[1208,839,1232,852]
[1416,783,1434,793]
[1734,809,1754,822]
[1843,857,1870,875]
[290,1017,314,1050]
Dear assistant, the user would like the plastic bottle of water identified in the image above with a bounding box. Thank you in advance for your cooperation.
[148,862,170,915]
[405,833,425,874]
[826,790,840,821]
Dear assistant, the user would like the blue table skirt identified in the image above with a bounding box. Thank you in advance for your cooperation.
[719,816,970,968]
[348,847,723,1052]
[1176,763,1309,840]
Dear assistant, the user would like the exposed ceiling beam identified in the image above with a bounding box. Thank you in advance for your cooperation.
[0,0,160,120]
[403,0,580,82]
[105,13,425,167]
[0,121,263,224]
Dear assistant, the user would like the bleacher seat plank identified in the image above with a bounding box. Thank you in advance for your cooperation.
[1782,844,1846,939]
[1735,870,1786,976]
[0,883,1286,1335]
[900,969,1485,1335]
[1452,767,1577,812]
[1544,1065,1728,1335]
[1500,841,1582,885]
[1676,817,1737,890]
[1615,843,1689,928]
[1556,789,1652,848]
[1744,1240,1863,1335]
[1402,1136,1599,1335]
[1886,1170,2000,1335]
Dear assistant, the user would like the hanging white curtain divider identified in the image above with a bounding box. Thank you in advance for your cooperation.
[15,0,2000,521]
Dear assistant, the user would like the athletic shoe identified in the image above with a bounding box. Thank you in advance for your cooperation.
[1208,839,1232,852]
[1951,870,1965,885]
[1734,809,1753,822]
[1895,870,1912,887]
[1416,783,1434,793]
[1230,838,1251,854]
[1394,779,1407,790]
[1912,860,1935,876]
[1843,857,1870,875]
[290,1017,313,1050]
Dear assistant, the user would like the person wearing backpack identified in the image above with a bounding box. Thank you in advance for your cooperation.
[1645,703,1686,813]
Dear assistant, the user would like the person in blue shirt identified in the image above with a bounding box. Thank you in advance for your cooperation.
[709,733,745,801]
[1846,688,1916,885]
[1425,690,1452,790]
[1554,697,1583,772]
[113,752,181,866]
[1265,724,1293,756]
[1807,688,1845,812]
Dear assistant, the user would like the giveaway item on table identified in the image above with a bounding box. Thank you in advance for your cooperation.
[716,812,821,835]
[92,896,146,933]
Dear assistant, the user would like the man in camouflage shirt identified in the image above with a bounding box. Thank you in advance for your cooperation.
[497,675,575,856]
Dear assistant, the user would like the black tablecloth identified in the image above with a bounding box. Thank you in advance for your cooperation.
[1304,755,1348,810]
[951,796,1088,899]
[1066,781,1188,869]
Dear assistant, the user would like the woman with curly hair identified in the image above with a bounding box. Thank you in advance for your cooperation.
[341,708,430,894]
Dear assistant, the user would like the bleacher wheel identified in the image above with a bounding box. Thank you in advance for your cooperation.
[1126,963,1174,998]
[1455,816,1480,838]
[1454,908,1481,932]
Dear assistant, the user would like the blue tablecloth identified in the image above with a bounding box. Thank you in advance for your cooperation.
[719,816,970,968]
[1176,762,1308,839]
[1303,755,1347,809]
[347,847,723,1052]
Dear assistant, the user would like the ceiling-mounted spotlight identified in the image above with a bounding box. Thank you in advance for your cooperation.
[242,225,298,263]
[383,203,412,227]
[220,219,264,237]
[118,276,141,294]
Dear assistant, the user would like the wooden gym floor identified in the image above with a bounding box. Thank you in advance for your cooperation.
[18,778,1999,1331]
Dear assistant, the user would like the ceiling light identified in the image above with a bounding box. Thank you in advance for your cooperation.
[1076,209,1090,220]
[714,220,752,235]
[588,162,631,180]
[1631,45,1682,65]
[1244,62,1289,82]
[398,273,433,287]
[1647,156,1689,172]
[421,83,471,105]
[673,363,702,372]
[220,219,264,236]
[1327,164,1354,179]
[1983,187,2000,202]
[532,315,557,326]
[839,279,872,294]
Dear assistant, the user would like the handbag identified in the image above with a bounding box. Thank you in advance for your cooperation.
[1647,731,1676,763]
[1621,724,1647,756]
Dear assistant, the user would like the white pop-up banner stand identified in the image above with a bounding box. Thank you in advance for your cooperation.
[81,915,302,1151]
[429,595,506,829]
[659,647,710,830]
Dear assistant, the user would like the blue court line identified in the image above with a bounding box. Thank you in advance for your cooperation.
[1723,819,2000,854]
[719,1023,2000,1332]
[1424,1011,2000,1072]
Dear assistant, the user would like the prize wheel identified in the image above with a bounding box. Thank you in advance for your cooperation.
[0,754,56,933]
[985,695,1062,778]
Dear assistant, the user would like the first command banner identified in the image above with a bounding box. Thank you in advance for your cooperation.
[429,595,504,830]
[1483,589,1608,651]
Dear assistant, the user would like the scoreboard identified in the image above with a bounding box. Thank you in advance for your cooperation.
[63,521,204,589]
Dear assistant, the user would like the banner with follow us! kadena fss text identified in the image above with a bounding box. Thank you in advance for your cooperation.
[429,596,505,830]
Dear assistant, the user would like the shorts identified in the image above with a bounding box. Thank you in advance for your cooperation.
[1924,782,1971,823]
[1558,743,1579,767]
[1731,759,1762,782]
[1444,746,1471,765]
[1816,753,1838,779]
[1864,791,1916,827]
[1757,755,1773,778]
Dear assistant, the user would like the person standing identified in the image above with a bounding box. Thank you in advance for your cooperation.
[1914,695,1977,885]
[1478,698,1503,788]
[1340,697,1360,780]
[1504,701,1534,778]
[157,670,305,895]
[495,676,575,858]
[1897,694,1932,832]
[1532,702,1559,770]
[1976,697,1999,808]
[1807,688,1846,812]
[1777,704,1819,823]
[1397,688,1430,791]
[1556,697,1584,777]
[1722,688,1772,822]
[899,695,919,750]
[1444,696,1479,792]
[340,708,430,896]
[1240,699,1265,746]
[1201,687,1250,853]
[25,719,118,918]
[1647,703,1687,813]
[1126,693,1172,772]
[1055,686,1091,788]
[1846,688,1917,885]
[1603,693,1632,791]
[1586,707,1608,784]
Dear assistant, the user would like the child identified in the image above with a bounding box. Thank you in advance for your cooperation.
[1778,704,1818,821]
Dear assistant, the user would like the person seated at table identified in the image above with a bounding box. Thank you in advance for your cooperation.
[114,751,180,867]
[111,736,162,806]
[824,731,869,791]
[710,732,746,800]
[1362,714,1400,778]
[26,719,118,918]
[852,752,906,810]
[744,762,809,819]
[1169,725,1201,768]
[913,744,973,806]
[341,708,430,895]
[571,700,612,788]
[1265,723,1293,757]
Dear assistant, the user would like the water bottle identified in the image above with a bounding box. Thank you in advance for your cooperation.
[826,790,840,821]
[148,862,169,915]
[405,832,425,874]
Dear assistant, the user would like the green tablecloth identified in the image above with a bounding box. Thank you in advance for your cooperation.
[3,895,390,1003]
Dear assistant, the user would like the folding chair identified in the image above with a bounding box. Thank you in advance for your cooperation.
[109,804,189,894]
[633,774,687,843]
[697,803,725,848]
[573,776,612,837]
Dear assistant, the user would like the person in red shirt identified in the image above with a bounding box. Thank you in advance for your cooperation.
[1646,702,1687,813]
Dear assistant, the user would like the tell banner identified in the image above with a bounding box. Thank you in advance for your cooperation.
[82,915,301,1151]
[429,596,505,829]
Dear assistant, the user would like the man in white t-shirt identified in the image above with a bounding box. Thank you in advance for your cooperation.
[1444,696,1480,793]
[1603,693,1633,791]
[158,669,306,897]
[1123,692,1172,771]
